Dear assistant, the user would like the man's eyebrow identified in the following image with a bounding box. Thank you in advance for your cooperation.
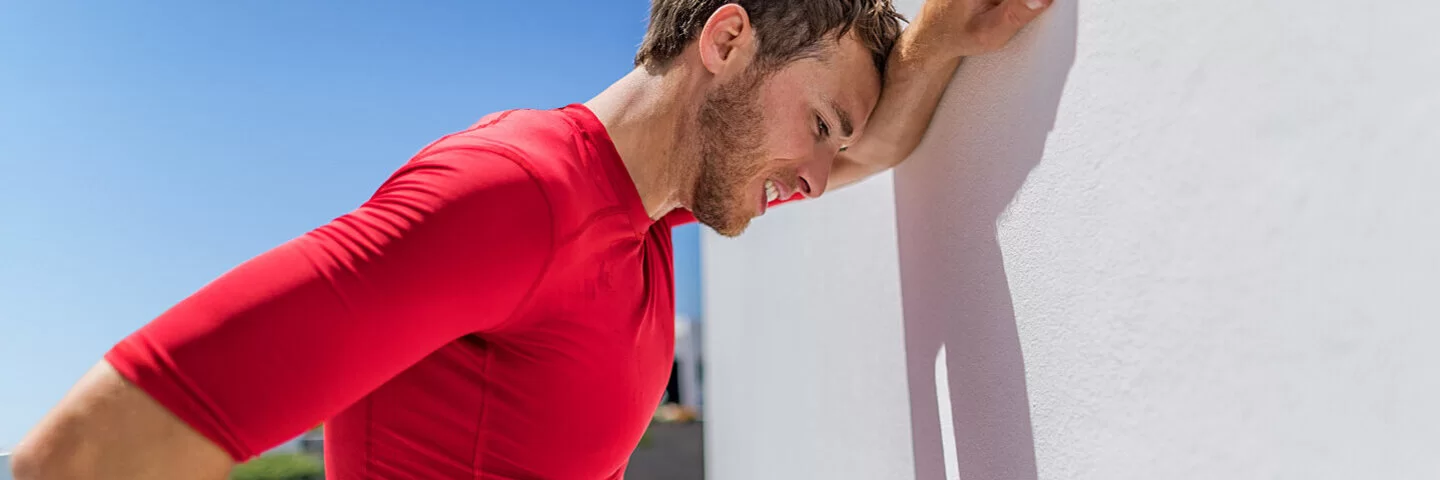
[830,99,855,139]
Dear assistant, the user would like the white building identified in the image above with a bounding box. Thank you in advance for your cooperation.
[702,0,1440,479]
[265,427,324,457]
[1,452,13,480]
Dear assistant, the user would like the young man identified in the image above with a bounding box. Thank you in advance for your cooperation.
[12,0,1050,478]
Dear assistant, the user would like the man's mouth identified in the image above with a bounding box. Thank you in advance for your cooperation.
[764,179,780,203]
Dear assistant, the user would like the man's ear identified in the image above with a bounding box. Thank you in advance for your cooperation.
[697,4,756,76]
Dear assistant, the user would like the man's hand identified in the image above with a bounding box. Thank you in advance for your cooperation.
[829,0,1052,189]
[910,0,1054,59]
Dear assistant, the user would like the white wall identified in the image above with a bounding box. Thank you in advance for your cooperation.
[702,172,914,480]
[703,0,1440,479]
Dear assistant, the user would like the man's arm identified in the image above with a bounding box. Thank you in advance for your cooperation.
[11,362,233,480]
[12,148,554,479]
[830,0,1053,190]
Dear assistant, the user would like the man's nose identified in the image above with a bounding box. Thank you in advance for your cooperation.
[796,146,835,198]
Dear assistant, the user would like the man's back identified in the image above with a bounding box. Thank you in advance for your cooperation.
[106,106,681,478]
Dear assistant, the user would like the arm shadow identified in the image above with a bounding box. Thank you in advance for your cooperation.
[892,3,1078,479]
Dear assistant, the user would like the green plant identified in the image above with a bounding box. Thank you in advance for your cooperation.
[230,453,324,480]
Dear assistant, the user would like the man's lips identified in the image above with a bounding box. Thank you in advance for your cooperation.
[759,182,769,215]
[760,177,800,216]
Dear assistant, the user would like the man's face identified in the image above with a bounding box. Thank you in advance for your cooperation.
[688,35,883,237]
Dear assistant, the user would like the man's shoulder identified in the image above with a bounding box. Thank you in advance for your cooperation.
[401,106,614,233]
[416,108,579,166]
[403,108,581,184]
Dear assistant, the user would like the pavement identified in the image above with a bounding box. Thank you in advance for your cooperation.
[624,422,704,480]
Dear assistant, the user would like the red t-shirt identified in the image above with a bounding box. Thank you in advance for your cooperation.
[105,105,706,479]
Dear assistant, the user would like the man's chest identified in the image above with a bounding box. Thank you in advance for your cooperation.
[330,314,676,479]
[484,227,679,474]
[329,226,680,478]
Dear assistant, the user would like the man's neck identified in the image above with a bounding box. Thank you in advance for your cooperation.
[584,67,701,220]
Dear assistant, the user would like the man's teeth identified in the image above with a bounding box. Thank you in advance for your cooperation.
[765,180,779,202]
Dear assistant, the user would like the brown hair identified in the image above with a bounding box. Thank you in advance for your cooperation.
[634,0,904,78]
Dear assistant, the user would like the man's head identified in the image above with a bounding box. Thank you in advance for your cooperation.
[635,1,904,236]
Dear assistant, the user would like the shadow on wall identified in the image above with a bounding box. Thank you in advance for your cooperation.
[892,3,1078,480]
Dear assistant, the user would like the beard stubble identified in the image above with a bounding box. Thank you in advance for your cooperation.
[689,70,770,237]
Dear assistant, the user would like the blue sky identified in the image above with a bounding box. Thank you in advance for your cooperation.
[0,0,705,449]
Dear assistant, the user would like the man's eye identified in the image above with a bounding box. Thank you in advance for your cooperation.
[817,116,831,137]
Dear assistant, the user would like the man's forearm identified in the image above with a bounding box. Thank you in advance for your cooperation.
[829,13,962,188]
[829,0,1052,190]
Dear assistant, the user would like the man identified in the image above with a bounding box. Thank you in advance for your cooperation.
[12,0,1050,478]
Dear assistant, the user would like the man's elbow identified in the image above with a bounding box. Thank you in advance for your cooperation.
[10,393,122,480]
[10,444,43,480]
[9,440,79,480]
[10,425,231,480]
[10,361,235,479]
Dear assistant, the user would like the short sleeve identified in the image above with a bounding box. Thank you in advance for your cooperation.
[104,149,555,461]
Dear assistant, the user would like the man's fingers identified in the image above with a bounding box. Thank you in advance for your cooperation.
[974,0,1051,49]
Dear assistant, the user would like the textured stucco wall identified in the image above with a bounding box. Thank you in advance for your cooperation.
[704,0,1440,479]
